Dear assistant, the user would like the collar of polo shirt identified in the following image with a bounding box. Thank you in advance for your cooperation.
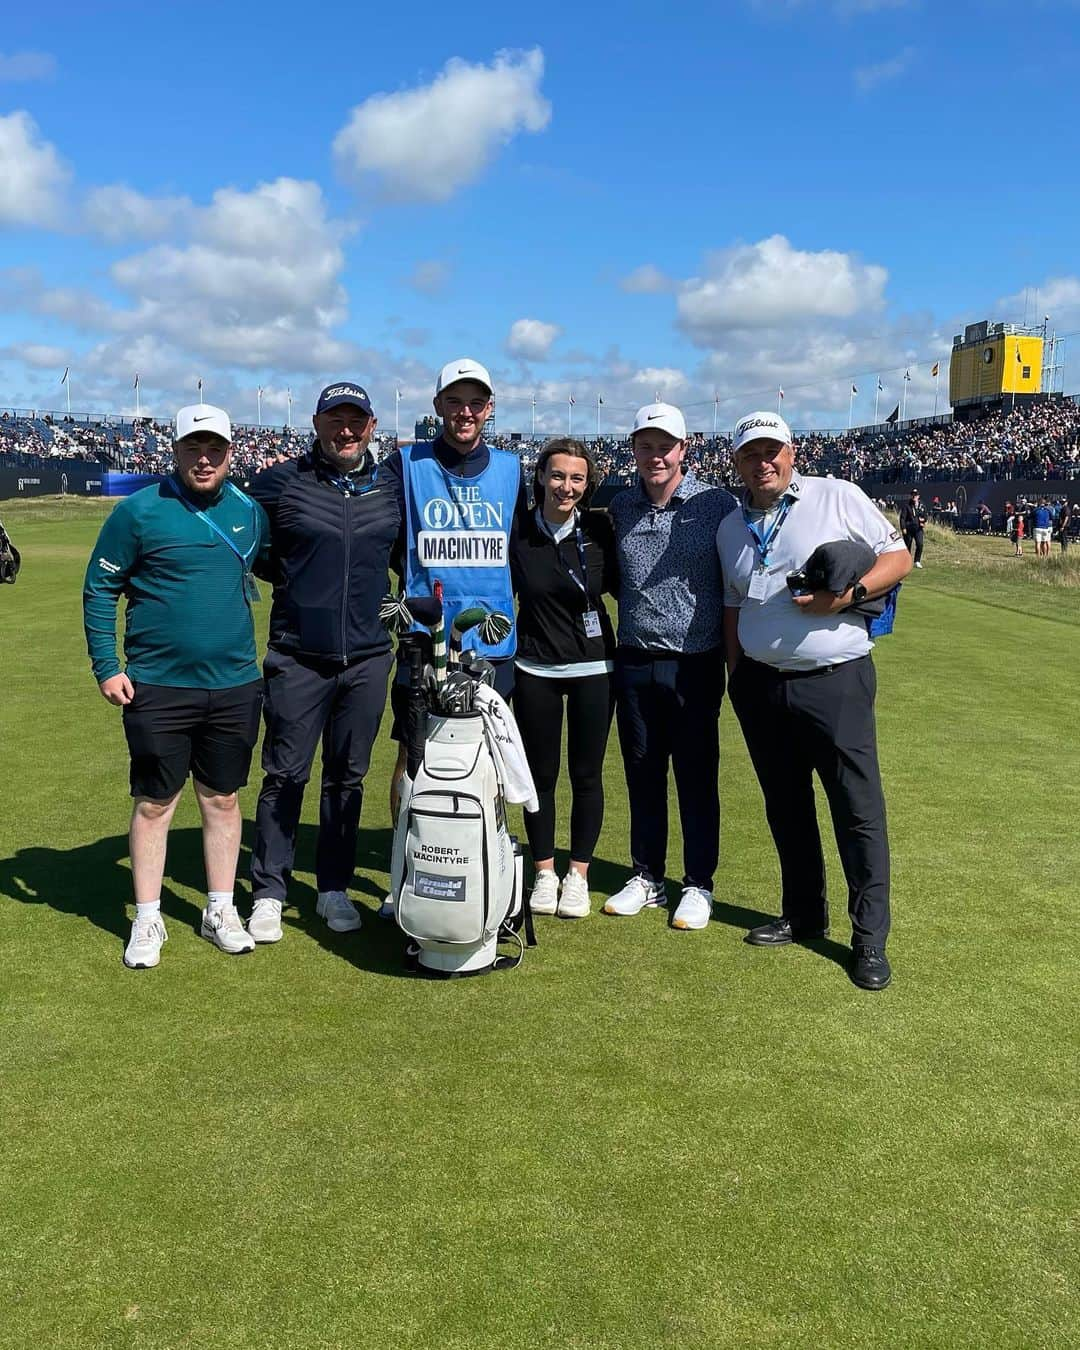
[741,470,804,513]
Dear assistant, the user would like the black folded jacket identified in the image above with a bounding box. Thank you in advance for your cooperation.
[800,540,885,618]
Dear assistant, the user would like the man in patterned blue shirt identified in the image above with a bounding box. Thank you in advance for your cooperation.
[605,402,737,930]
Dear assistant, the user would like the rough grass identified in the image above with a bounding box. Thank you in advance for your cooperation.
[0,500,1076,1349]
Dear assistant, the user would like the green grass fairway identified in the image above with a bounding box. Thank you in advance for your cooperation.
[1,501,1076,1349]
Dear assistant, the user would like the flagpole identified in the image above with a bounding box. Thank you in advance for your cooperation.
[933,368,940,416]
[874,379,881,425]
[531,395,536,438]
[135,375,141,419]
[568,396,573,436]
[712,395,718,438]
[287,387,292,428]
[395,388,401,444]
[66,373,71,417]
[257,387,262,427]
[901,373,908,423]
[848,386,855,430]
[777,387,782,414]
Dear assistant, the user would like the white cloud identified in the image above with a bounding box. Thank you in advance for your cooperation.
[676,235,888,343]
[333,49,551,203]
[506,317,561,361]
[998,276,1080,329]
[0,51,56,82]
[0,110,70,227]
[0,341,68,369]
[618,264,675,295]
[83,185,193,242]
[854,46,915,93]
[407,259,451,296]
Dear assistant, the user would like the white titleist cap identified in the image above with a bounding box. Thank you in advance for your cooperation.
[436,358,493,397]
[733,410,792,453]
[174,403,232,444]
[632,402,687,442]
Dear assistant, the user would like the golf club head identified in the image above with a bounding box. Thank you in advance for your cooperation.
[458,652,496,686]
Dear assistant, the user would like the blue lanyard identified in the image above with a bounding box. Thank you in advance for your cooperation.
[323,462,379,496]
[538,510,590,601]
[166,477,258,568]
[742,496,794,567]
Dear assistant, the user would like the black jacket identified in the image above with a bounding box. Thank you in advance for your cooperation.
[511,508,618,666]
[248,448,403,664]
[899,500,926,533]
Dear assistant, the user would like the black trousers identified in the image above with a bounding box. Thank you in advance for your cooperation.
[614,647,724,891]
[513,668,615,865]
[903,527,924,564]
[250,647,393,899]
[729,655,891,947]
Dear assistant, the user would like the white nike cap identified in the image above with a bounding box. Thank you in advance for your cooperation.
[732,410,792,453]
[435,358,493,397]
[632,402,687,442]
[174,403,232,444]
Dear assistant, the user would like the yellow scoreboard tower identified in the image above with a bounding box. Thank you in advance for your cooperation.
[949,320,1043,411]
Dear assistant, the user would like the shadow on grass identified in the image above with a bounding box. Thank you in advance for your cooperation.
[582,855,851,969]
[0,821,412,978]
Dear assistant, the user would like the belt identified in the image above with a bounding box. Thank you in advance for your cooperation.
[744,655,868,681]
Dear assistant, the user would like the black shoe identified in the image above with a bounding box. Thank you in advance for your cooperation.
[850,945,891,990]
[745,918,828,946]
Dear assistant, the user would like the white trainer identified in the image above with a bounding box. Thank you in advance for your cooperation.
[247,897,283,944]
[377,894,396,920]
[527,869,559,915]
[603,874,666,916]
[124,914,168,969]
[316,890,362,933]
[558,871,591,919]
[914,561,923,568]
[200,905,256,955]
[671,886,713,930]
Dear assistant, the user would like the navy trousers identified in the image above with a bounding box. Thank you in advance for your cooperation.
[614,646,724,891]
[250,647,393,899]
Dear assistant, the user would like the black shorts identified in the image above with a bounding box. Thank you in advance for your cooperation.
[388,656,516,742]
[122,680,263,800]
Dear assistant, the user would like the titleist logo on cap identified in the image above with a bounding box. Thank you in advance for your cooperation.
[323,384,366,400]
[736,415,782,437]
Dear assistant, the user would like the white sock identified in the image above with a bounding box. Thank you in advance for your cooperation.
[207,891,233,914]
[135,900,160,921]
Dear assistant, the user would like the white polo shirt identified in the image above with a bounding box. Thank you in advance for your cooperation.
[717,473,907,671]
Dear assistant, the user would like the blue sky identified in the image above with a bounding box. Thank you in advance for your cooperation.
[1,0,1079,433]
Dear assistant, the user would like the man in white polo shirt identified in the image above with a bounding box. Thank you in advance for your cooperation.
[717,411,911,990]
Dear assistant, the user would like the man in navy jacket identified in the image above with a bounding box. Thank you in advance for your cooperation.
[245,382,403,941]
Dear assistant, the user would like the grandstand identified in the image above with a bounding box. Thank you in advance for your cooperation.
[4,396,1080,534]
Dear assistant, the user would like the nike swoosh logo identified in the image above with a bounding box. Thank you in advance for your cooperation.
[647,414,665,420]
[232,525,244,532]
[193,415,215,423]
[457,367,472,374]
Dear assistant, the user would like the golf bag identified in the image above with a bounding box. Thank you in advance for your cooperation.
[390,708,528,976]
[381,591,536,977]
[0,519,20,585]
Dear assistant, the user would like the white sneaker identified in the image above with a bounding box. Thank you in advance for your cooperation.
[603,874,666,916]
[377,894,396,920]
[124,914,168,969]
[914,561,923,568]
[316,890,362,933]
[671,886,713,931]
[247,897,283,943]
[558,871,591,919]
[527,869,559,915]
[200,905,256,955]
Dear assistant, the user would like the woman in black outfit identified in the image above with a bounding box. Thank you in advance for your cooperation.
[511,439,618,918]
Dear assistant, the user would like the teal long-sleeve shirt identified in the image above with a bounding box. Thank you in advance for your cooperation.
[83,478,271,689]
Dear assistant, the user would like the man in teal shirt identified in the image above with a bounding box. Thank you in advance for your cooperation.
[83,403,270,969]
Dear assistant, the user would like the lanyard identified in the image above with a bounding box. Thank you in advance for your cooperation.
[742,495,794,568]
[166,476,259,568]
[538,510,589,599]
[322,460,379,497]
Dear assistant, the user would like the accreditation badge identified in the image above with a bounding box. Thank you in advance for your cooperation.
[747,567,770,602]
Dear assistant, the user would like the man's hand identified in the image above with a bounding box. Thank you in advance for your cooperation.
[99,673,135,705]
[792,588,852,616]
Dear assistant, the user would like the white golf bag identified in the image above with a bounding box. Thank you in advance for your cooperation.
[390,709,530,976]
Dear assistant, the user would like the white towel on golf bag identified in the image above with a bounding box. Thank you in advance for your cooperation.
[474,684,539,814]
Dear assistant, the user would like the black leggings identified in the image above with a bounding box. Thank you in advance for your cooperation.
[513,669,615,864]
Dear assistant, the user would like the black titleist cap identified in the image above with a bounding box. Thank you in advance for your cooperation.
[315,382,374,416]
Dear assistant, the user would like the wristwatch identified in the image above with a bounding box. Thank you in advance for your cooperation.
[849,582,868,604]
